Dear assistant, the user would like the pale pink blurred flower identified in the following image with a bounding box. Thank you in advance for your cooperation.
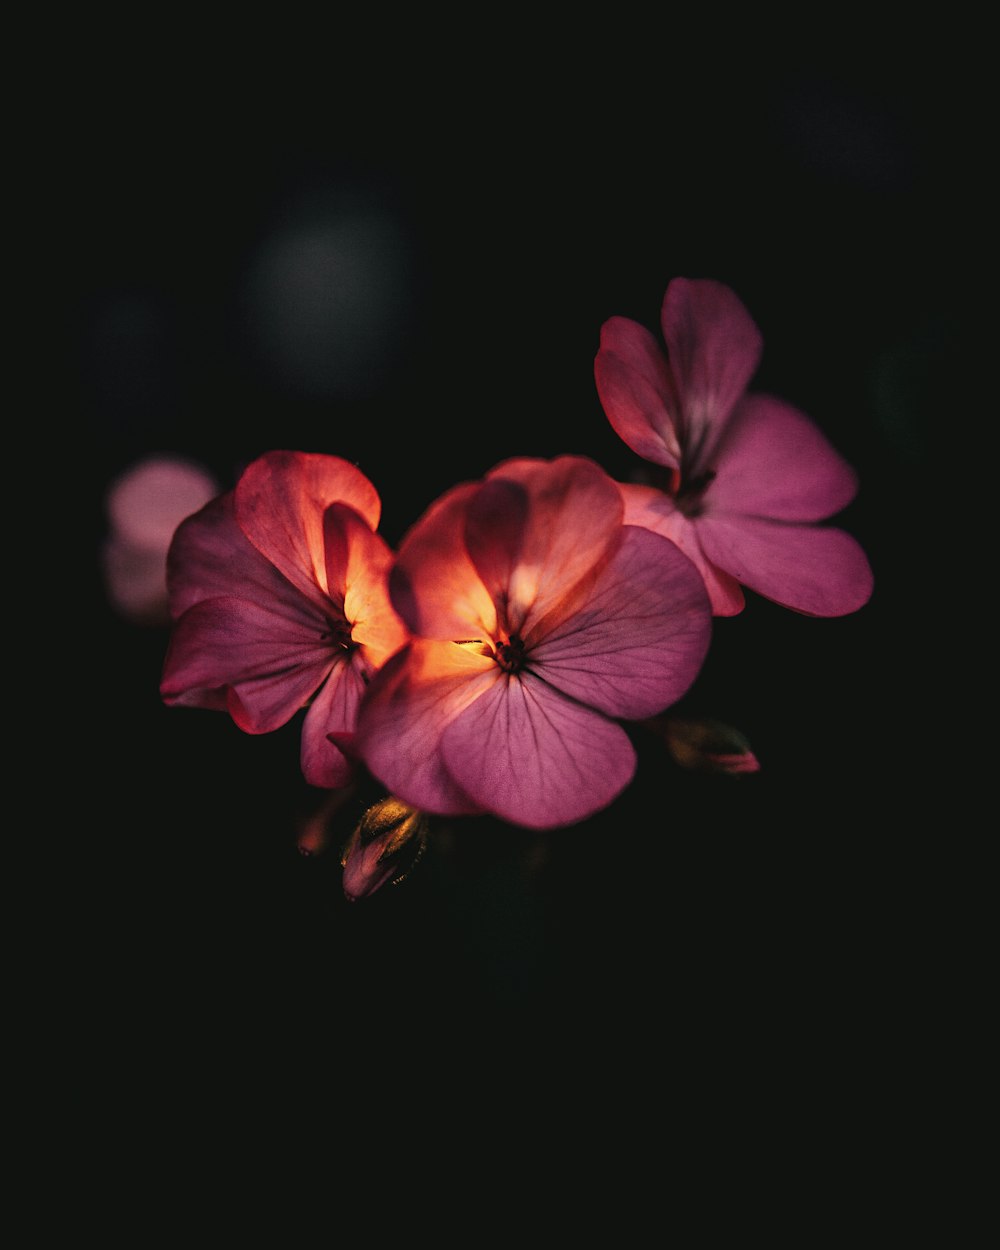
[102,456,220,625]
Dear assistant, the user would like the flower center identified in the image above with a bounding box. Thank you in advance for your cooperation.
[643,465,716,518]
[494,633,526,674]
[674,469,716,518]
[320,615,356,653]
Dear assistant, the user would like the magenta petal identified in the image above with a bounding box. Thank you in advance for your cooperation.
[300,663,364,788]
[478,456,624,633]
[594,316,682,468]
[235,451,381,607]
[528,525,712,718]
[160,596,334,731]
[618,483,745,616]
[697,514,874,617]
[354,641,493,817]
[167,492,305,622]
[660,278,763,471]
[707,394,859,521]
[391,482,498,640]
[440,672,637,830]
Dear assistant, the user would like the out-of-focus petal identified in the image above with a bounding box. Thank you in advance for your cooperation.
[618,483,745,616]
[707,394,859,521]
[660,278,763,472]
[323,503,408,666]
[594,316,682,468]
[697,514,875,617]
[529,525,711,719]
[106,455,220,553]
[390,482,498,640]
[160,596,334,731]
[439,672,637,829]
[234,450,381,604]
[475,456,624,634]
[354,641,493,817]
[299,662,366,788]
[166,493,312,622]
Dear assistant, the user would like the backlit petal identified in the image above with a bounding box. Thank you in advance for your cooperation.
[235,450,381,604]
[354,640,495,817]
[390,482,497,640]
[166,492,306,622]
[160,596,335,732]
[529,525,711,718]
[697,514,874,617]
[618,483,745,616]
[594,316,681,468]
[661,278,763,473]
[476,456,624,635]
[440,672,637,830]
[323,503,408,666]
[707,394,859,521]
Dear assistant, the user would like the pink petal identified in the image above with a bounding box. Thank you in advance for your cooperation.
[660,278,763,473]
[167,492,306,622]
[234,450,381,606]
[323,503,408,666]
[354,641,494,817]
[528,525,711,719]
[390,482,498,640]
[440,672,637,830]
[299,660,366,788]
[106,455,220,552]
[594,316,682,468]
[475,456,624,634]
[618,483,745,616]
[160,595,335,731]
[697,514,874,617]
[706,394,859,521]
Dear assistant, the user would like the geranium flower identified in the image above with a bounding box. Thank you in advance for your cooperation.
[354,455,712,830]
[594,277,874,616]
[160,450,407,787]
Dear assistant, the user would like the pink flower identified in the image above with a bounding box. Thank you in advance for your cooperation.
[354,456,712,830]
[594,278,874,616]
[160,450,408,788]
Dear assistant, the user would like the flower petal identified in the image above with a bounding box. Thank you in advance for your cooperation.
[439,672,637,829]
[618,483,745,616]
[300,660,366,788]
[160,596,335,731]
[166,492,306,622]
[390,482,498,640]
[660,278,763,473]
[354,640,494,817]
[529,524,711,718]
[322,502,408,666]
[475,456,624,635]
[706,394,859,521]
[234,450,381,605]
[697,514,874,617]
[594,316,681,468]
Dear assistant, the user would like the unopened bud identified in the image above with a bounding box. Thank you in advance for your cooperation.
[661,716,760,776]
[341,797,428,901]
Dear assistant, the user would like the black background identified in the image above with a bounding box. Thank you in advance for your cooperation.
[53,32,972,1147]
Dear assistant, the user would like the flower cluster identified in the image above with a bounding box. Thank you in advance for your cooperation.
[161,278,872,889]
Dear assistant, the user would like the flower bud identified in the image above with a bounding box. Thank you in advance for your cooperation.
[341,797,428,902]
[661,716,760,776]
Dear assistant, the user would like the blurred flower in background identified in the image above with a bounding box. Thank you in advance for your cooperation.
[101,455,220,626]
